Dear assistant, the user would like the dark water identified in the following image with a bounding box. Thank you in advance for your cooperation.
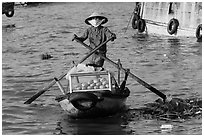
[2,2,202,135]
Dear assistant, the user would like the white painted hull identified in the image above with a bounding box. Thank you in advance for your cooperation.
[145,21,198,38]
[137,2,202,38]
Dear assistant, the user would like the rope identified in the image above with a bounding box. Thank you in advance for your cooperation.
[124,9,135,33]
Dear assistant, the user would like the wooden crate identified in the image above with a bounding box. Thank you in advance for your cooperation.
[68,71,112,93]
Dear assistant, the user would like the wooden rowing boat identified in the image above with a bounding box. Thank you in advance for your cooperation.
[24,36,193,120]
[54,63,130,118]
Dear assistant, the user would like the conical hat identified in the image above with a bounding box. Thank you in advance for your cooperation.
[85,12,108,25]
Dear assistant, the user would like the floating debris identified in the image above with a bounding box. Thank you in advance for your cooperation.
[160,124,173,132]
[123,97,202,121]
[41,53,53,60]
[2,24,15,29]
[63,52,79,56]
[160,124,173,129]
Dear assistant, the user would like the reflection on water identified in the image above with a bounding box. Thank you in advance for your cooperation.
[167,38,181,64]
[54,114,131,135]
[2,2,202,135]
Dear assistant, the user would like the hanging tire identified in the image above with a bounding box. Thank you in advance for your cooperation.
[196,24,202,40]
[69,92,98,111]
[132,13,140,29]
[167,18,179,35]
[137,19,146,33]
[5,10,14,17]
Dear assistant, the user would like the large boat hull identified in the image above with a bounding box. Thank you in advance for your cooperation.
[144,20,198,37]
[135,2,202,38]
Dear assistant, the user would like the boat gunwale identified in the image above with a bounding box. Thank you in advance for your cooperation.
[55,87,130,102]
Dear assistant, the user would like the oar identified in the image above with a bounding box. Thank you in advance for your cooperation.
[74,38,167,101]
[24,73,66,104]
[24,37,113,104]
[77,36,113,63]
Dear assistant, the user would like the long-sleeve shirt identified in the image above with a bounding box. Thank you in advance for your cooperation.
[77,26,114,54]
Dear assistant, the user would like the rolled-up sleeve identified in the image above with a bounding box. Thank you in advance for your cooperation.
[77,28,89,42]
[104,27,115,40]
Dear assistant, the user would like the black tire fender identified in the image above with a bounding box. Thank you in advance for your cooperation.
[167,18,179,35]
[196,24,202,40]
[137,19,146,33]
[69,92,98,111]
[5,10,14,17]
[132,13,140,29]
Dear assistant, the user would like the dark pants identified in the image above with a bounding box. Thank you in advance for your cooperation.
[89,52,106,67]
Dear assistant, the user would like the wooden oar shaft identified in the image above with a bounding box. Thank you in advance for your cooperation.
[75,39,167,101]
[24,73,66,104]
[24,37,113,104]
[78,37,113,63]
[117,59,121,85]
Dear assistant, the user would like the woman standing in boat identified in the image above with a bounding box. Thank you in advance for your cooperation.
[73,12,116,69]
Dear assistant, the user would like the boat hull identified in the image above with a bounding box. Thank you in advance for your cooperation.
[144,21,198,37]
[56,88,130,118]
[136,2,202,38]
